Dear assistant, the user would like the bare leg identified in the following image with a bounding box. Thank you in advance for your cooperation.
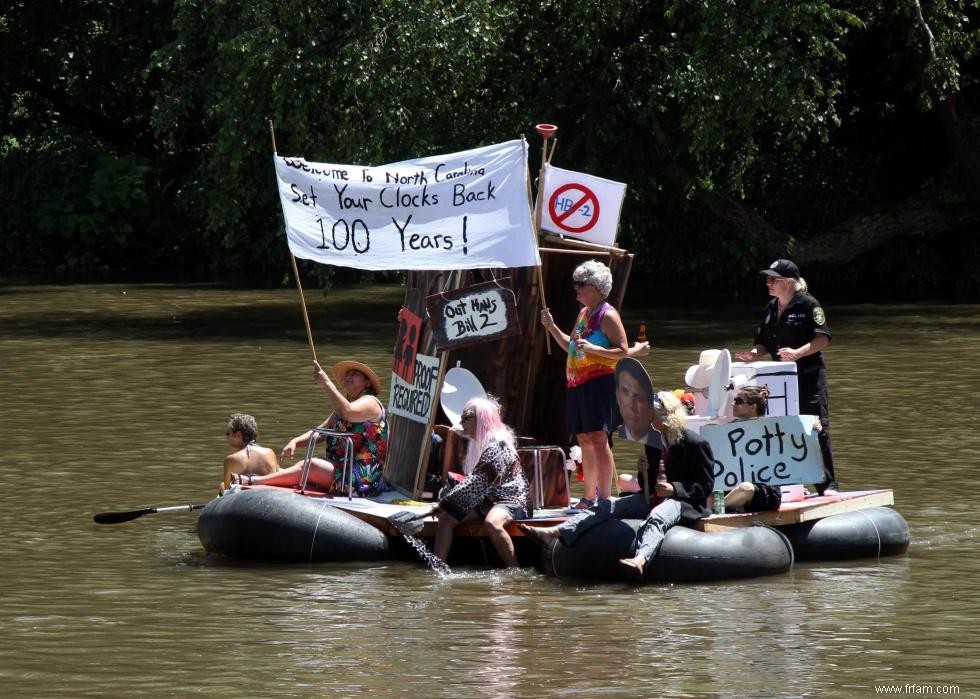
[618,553,647,576]
[484,507,518,568]
[434,509,478,562]
[517,523,560,548]
[579,430,613,500]
[724,482,755,511]
[577,433,599,502]
[434,511,460,562]
[246,459,336,489]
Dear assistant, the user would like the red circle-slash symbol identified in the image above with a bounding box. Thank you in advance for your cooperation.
[548,183,600,234]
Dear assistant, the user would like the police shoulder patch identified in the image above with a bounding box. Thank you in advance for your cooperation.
[813,307,826,326]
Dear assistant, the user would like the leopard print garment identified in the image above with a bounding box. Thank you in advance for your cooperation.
[439,439,530,521]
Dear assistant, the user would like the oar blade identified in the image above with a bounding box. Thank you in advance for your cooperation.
[93,508,154,525]
[388,510,426,536]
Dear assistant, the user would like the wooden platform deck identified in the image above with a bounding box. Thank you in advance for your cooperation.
[301,487,895,538]
[695,489,894,532]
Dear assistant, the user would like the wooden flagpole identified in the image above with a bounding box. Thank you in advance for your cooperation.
[534,124,558,355]
[270,119,318,364]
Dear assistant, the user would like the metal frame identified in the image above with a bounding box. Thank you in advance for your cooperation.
[518,445,568,509]
[300,427,356,500]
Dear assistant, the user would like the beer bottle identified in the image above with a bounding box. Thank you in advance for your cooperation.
[637,321,648,343]
[656,458,667,485]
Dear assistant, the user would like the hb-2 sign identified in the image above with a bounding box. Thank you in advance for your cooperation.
[548,183,600,234]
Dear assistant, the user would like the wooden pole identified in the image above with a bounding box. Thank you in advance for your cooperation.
[270,119,318,364]
[533,124,558,355]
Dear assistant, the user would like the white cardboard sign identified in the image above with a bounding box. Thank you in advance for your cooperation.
[388,354,441,424]
[701,415,824,490]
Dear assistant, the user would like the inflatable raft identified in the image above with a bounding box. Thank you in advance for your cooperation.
[198,486,389,562]
[781,506,910,561]
[535,506,910,582]
[539,518,794,583]
[197,486,909,581]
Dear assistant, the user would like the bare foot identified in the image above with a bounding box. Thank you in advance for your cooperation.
[517,523,559,548]
[618,555,647,580]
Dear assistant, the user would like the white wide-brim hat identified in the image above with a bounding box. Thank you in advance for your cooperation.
[684,349,722,390]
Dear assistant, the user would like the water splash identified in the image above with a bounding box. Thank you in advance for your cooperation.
[402,534,453,578]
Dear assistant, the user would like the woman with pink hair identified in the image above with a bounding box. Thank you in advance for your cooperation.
[432,396,531,567]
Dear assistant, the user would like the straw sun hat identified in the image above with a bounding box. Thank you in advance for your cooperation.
[332,360,383,395]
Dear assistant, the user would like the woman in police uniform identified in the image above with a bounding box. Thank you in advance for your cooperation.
[735,259,838,495]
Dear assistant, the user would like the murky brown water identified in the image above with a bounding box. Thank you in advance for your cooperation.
[1,284,978,697]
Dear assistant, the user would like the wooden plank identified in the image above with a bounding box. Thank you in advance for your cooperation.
[697,489,895,532]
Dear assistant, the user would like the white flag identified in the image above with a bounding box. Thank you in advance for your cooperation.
[539,164,627,247]
[274,140,540,271]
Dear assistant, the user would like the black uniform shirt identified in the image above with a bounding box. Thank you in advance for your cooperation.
[753,292,831,375]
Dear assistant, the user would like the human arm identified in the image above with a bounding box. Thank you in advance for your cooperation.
[540,307,572,347]
[576,307,628,360]
[776,333,830,363]
[437,458,496,520]
[313,361,383,423]
[735,344,769,362]
[222,453,245,491]
[628,341,651,357]
[663,435,715,505]
[280,414,338,460]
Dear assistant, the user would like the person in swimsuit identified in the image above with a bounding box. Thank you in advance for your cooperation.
[220,413,279,494]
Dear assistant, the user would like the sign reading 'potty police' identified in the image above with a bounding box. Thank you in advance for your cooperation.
[701,415,824,490]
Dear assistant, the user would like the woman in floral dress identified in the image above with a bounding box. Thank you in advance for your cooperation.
[233,360,388,497]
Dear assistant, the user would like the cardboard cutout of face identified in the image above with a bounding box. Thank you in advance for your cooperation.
[614,358,663,448]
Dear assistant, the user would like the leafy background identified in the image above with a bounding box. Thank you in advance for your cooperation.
[2,0,979,300]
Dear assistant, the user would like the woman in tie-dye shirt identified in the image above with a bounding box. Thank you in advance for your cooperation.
[540,260,628,507]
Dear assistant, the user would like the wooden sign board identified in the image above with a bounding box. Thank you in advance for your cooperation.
[425,279,520,351]
[701,415,824,491]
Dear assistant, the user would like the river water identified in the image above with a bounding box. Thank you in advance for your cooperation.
[0,284,977,698]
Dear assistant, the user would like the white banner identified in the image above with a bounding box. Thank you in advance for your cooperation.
[274,140,539,271]
[539,164,627,247]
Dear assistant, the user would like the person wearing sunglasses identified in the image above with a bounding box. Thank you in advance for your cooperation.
[540,259,628,509]
[718,386,784,513]
[431,396,531,568]
[735,258,838,496]
[519,390,713,579]
[220,413,279,494]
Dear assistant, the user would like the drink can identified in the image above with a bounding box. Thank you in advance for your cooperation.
[713,490,726,515]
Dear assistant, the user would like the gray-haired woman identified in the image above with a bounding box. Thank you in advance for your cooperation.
[540,259,628,507]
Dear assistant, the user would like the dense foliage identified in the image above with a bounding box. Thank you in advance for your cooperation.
[2,0,979,298]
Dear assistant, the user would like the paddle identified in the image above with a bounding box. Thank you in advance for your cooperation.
[388,509,436,536]
[93,502,208,525]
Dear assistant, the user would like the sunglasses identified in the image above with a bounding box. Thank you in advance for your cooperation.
[461,411,476,422]
[733,397,753,405]
[572,281,589,289]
